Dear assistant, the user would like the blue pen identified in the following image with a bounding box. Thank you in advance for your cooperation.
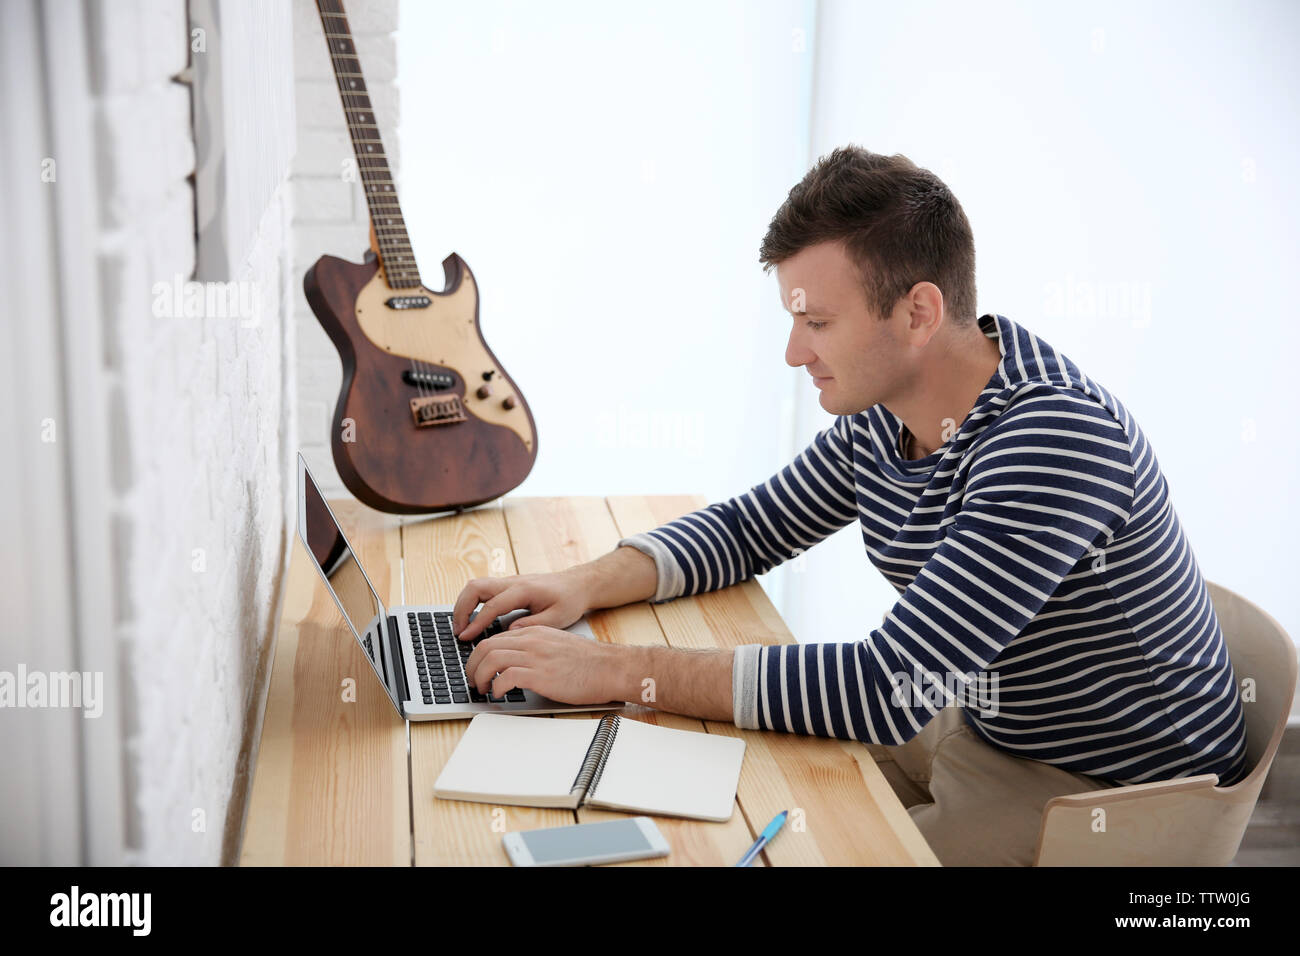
[735,810,788,867]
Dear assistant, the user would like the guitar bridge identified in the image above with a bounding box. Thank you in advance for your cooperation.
[410,394,467,428]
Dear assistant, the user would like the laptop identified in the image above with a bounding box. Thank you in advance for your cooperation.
[297,453,620,721]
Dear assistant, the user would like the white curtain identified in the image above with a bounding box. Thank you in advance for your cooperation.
[798,0,1300,672]
[399,0,1299,680]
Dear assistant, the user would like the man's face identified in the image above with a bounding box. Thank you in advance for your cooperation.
[776,240,912,416]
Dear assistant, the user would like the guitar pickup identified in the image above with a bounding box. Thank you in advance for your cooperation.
[387,295,431,310]
[402,369,454,390]
[410,394,467,428]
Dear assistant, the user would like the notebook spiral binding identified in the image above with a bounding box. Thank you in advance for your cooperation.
[568,713,622,801]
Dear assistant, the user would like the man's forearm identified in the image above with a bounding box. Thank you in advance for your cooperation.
[569,545,659,610]
[566,545,736,722]
[608,644,735,723]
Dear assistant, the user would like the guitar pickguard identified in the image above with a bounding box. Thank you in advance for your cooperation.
[352,264,534,452]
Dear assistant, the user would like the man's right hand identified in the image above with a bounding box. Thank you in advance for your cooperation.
[451,569,594,642]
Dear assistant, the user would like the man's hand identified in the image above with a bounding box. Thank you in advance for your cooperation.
[462,626,635,705]
[451,569,593,642]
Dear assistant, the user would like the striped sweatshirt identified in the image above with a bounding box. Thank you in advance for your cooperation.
[618,312,1248,787]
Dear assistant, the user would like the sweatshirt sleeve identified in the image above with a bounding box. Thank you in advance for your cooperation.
[616,415,859,603]
[733,387,1136,741]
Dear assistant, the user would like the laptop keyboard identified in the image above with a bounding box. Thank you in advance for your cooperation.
[407,610,527,707]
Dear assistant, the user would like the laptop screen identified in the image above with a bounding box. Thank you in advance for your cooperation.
[297,456,394,700]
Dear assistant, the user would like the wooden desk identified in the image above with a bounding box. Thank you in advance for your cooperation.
[239,495,940,867]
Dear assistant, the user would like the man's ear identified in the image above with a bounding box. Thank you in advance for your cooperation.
[901,282,945,341]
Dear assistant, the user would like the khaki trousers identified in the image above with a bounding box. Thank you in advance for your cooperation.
[865,704,1117,866]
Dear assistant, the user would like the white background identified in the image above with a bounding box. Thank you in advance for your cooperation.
[399,0,1300,711]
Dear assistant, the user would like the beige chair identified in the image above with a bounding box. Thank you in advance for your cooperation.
[1034,580,1297,866]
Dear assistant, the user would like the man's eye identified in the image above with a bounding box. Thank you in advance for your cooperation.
[806,320,827,330]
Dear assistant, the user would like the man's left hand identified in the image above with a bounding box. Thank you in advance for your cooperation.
[462,626,630,705]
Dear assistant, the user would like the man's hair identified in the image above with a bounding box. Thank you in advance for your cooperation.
[759,145,977,325]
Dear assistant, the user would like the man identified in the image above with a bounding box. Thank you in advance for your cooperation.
[451,145,1249,865]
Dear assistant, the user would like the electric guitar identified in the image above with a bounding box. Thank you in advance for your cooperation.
[304,0,538,513]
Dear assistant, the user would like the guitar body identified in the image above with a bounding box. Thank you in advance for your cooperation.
[304,251,538,513]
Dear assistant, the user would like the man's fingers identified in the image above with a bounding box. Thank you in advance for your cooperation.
[456,584,529,641]
[452,578,507,635]
[490,665,537,697]
[461,588,530,641]
[464,634,527,685]
[471,648,531,693]
[507,604,580,631]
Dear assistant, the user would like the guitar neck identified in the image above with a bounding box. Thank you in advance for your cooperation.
[316,0,421,289]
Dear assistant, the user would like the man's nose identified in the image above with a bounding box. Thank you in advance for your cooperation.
[786,327,814,368]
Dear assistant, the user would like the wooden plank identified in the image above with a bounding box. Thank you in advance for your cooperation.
[240,500,410,866]
[406,501,573,866]
[606,495,940,867]
[244,491,937,866]
[504,497,760,867]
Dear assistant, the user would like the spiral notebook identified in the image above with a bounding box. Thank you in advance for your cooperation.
[433,713,746,822]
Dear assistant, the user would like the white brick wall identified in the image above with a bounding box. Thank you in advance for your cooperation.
[65,0,399,864]
[87,0,297,864]
[291,0,400,496]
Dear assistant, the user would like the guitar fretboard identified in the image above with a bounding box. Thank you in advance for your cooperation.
[316,0,421,289]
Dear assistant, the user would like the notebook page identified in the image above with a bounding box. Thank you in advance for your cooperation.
[587,717,745,821]
[433,713,601,806]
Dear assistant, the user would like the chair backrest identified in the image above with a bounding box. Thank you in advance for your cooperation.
[1034,580,1295,865]
[1207,580,1297,778]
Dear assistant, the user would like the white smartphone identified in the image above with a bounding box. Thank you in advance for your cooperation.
[503,817,670,867]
